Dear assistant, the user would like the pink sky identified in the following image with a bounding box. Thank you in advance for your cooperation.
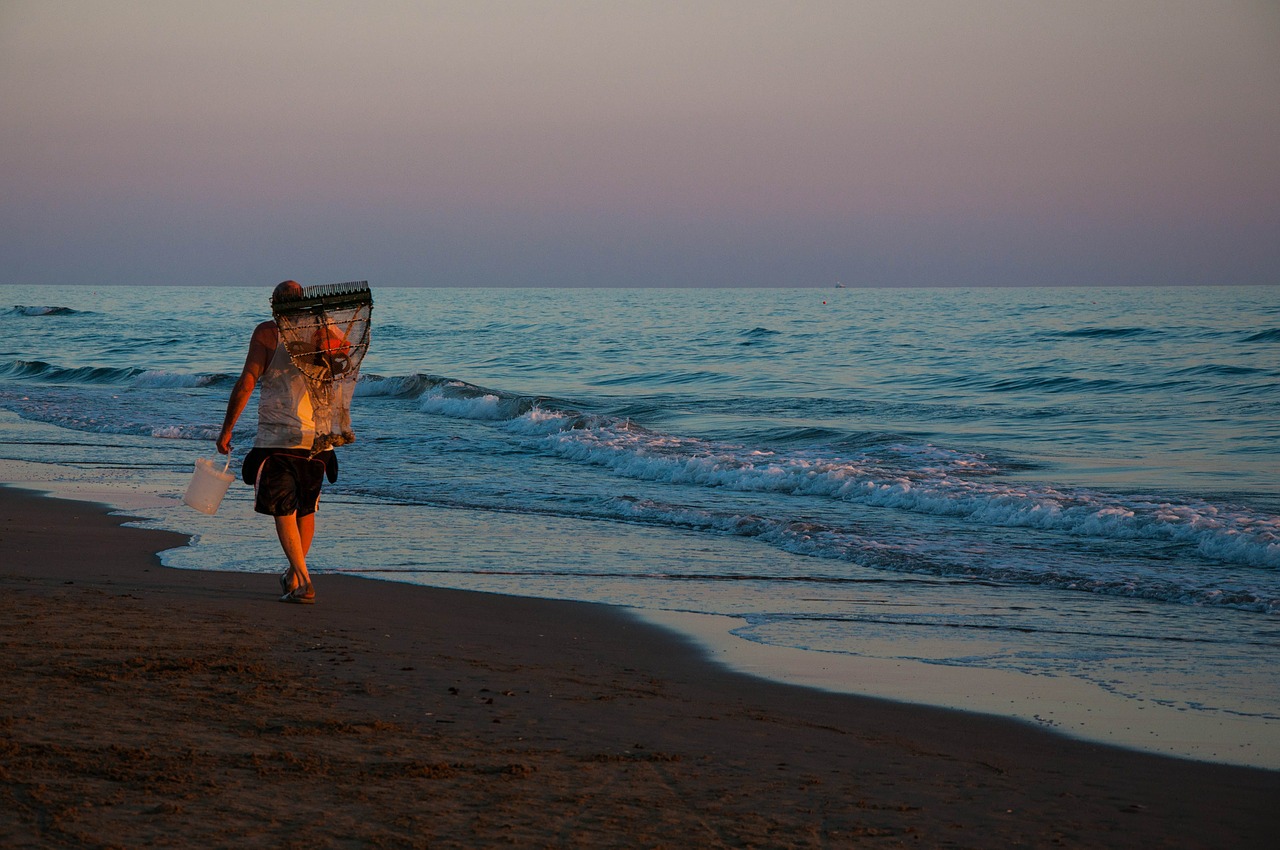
[2,0,1277,286]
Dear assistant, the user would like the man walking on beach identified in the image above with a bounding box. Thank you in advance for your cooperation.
[216,280,332,604]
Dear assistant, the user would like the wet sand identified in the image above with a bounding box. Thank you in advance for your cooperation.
[1,484,1275,848]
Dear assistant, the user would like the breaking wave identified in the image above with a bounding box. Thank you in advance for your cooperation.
[5,305,85,317]
[0,360,229,388]
[404,376,1280,575]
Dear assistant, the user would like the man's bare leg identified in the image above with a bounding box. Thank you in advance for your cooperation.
[297,511,315,560]
[275,512,315,595]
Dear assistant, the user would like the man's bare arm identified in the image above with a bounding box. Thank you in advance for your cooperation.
[217,321,276,454]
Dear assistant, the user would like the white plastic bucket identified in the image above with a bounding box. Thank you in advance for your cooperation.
[183,455,235,515]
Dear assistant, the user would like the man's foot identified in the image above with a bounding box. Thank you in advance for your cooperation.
[279,583,315,604]
[278,571,292,595]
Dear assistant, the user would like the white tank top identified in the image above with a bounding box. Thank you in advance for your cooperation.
[255,331,314,449]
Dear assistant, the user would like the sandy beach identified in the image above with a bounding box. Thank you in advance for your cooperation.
[2,484,1276,848]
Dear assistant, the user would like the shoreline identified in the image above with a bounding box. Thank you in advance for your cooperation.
[2,483,1276,847]
[8,454,1278,771]
[636,608,1280,769]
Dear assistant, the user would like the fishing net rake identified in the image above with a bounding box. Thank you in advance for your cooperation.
[272,281,373,454]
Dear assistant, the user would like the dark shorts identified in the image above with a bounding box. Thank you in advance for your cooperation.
[252,451,327,517]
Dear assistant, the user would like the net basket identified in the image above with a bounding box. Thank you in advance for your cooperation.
[272,281,373,454]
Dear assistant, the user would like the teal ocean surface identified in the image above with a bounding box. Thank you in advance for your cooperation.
[2,284,1278,766]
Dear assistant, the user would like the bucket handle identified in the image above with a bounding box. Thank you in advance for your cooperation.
[218,451,232,474]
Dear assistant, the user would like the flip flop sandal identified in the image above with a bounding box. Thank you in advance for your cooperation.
[279,584,315,604]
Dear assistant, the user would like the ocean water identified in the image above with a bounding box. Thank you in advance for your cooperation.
[2,284,1278,766]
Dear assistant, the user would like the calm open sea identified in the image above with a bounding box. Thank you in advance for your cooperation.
[2,284,1278,767]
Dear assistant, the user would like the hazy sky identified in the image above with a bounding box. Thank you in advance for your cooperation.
[3,0,1277,287]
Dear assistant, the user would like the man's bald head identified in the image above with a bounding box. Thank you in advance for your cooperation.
[271,280,303,306]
